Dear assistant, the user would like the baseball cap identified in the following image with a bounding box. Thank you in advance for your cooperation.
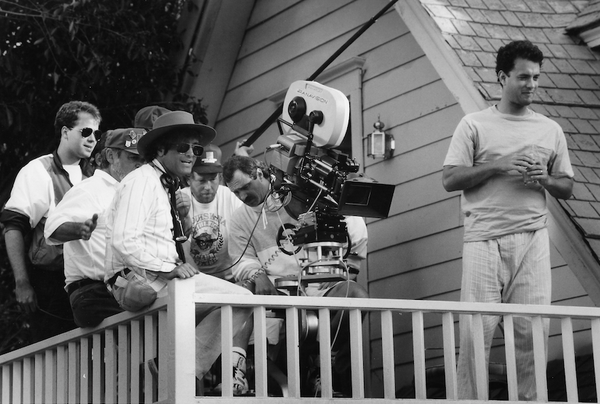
[134,106,170,130]
[105,128,145,154]
[192,144,222,174]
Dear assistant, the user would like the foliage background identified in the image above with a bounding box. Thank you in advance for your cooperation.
[0,0,206,354]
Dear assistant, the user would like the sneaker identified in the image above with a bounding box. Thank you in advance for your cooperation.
[233,365,249,395]
[213,366,249,396]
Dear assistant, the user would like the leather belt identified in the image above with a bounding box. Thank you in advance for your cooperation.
[106,268,132,287]
[66,278,102,296]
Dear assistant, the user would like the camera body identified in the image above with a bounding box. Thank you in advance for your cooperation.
[266,81,395,290]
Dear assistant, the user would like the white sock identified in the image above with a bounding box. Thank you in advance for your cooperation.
[232,347,247,373]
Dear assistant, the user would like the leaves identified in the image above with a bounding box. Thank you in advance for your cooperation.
[0,0,207,352]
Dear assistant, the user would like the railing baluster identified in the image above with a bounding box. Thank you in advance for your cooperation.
[80,337,89,404]
[129,320,141,404]
[68,342,78,404]
[2,363,11,404]
[117,324,129,404]
[56,345,66,404]
[253,306,268,397]
[592,318,600,402]
[23,356,32,404]
[286,307,301,397]
[561,317,578,402]
[412,310,426,399]
[350,308,365,398]
[44,349,55,404]
[503,314,518,401]
[532,315,548,402]
[144,314,157,403]
[318,307,333,398]
[35,353,43,404]
[105,329,117,404]
[442,312,457,399]
[472,314,487,400]
[92,334,102,404]
[157,310,168,401]
[221,304,234,397]
[12,361,22,404]
[381,310,395,399]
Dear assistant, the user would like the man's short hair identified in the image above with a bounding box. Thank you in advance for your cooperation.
[222,155,269,184]
[495,40,544,79]
[54,101,101,137]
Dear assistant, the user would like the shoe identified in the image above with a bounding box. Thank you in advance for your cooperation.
[213,366,249,396]
[233,365,249,395]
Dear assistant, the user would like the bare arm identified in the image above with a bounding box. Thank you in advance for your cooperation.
[48,214,98,242]
[442,152,534,192]
[4,229,37,314]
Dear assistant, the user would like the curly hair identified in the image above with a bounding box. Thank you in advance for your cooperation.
[495,40,544,81]
[54,101,102,137]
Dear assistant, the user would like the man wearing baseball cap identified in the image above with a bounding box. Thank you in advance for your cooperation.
[134,105,170,131]
[45,128,146,327]
[104,111,253,393]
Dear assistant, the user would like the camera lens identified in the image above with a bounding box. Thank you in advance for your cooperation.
[288,96,306,123]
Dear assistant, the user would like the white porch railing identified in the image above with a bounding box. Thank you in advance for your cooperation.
[1,277,600,403]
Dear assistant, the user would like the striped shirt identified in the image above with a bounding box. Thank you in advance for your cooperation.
[105,160,179,281]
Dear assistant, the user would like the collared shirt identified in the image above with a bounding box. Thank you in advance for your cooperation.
[105,160,179,281]
[44,170,118,286]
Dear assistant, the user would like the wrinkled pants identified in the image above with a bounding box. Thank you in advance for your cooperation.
[457,229,551,400]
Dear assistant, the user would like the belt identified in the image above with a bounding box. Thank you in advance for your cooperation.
[66,278,103,296]
[106,268,132,287]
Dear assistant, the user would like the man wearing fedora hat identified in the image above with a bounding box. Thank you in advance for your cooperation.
[104,111,253,393]
[45,128,146,327]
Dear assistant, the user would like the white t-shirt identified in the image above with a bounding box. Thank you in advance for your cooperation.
[181,185,243,280]
[444,106,574,241]
[4,154,83,228]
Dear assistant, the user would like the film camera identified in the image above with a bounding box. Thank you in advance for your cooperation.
[266,81,395,289]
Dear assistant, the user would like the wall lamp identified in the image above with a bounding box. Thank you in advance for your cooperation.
[366,116,395,159]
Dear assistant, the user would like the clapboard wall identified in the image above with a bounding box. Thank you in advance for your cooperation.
[204,0,594,396]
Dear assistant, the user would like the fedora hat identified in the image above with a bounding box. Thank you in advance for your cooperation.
[137,111,216,159]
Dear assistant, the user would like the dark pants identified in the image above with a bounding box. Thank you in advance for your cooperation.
[69,280,123,327]
[28,268,76,342]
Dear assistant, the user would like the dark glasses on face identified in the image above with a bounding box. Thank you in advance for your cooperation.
[78,127,102,140]
[170,143,203,156]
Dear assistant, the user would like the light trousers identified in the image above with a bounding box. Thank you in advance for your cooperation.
[456,229,551,400]
[156,272,253,379]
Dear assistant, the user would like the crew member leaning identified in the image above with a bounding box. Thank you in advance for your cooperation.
[442,40,574,400]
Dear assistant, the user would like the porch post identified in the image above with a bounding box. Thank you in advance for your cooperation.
[168,278,196,403]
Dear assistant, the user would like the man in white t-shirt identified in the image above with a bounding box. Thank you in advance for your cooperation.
[181,144,254,393]
[442,40,574,400]
[0,101,101,342]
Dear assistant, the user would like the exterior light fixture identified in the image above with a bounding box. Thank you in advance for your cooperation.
[366,116,395,159]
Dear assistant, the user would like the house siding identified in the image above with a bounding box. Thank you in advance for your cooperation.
[197,0,595,397]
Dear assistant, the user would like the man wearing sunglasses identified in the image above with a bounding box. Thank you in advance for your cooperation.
[0,100,101,342]
[44,128,145,328]
[104,111,253,394]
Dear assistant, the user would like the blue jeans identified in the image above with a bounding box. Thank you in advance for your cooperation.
[69,280,123,327]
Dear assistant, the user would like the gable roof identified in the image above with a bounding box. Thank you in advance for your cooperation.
[410,0,600,281]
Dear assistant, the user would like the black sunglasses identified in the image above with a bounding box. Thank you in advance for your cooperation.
[170,143,204,156]
[78,127,102,140]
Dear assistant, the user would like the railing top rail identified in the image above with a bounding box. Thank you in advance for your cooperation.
[194,293,600,319]
[0,297,168,364]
